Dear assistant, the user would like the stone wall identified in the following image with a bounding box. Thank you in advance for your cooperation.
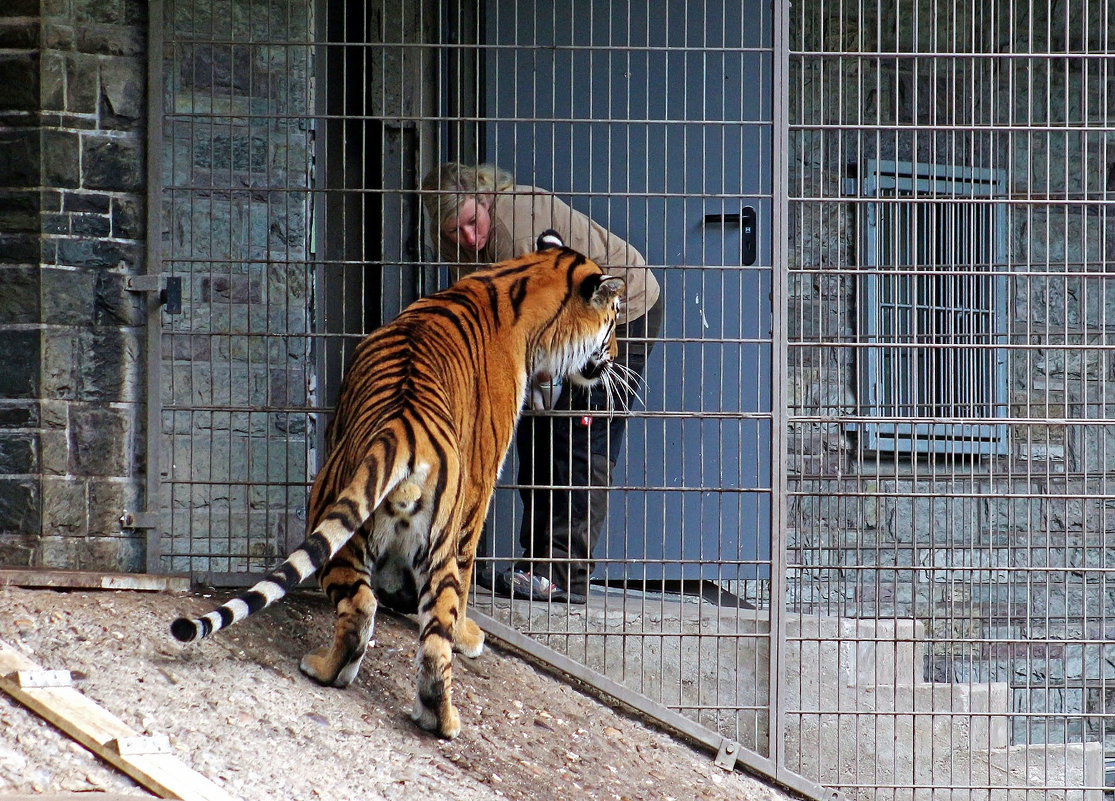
[0,0,148,571]
[157,0,316,575]
[788,0,1115,748]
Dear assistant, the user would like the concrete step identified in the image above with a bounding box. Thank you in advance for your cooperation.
[471,594,1103,801]
[791,740,1103,801]
[788,682,1013,771]
[785,614,927,697]
[787,683,1014,790]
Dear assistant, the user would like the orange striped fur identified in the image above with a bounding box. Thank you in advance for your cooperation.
[171,231,624,738]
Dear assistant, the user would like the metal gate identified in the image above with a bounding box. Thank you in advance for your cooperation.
[152,0,797,792]
[788,1,1109,798]
[150,0,1111,799]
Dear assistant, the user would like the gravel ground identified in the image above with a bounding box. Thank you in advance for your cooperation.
[0,584,796,801]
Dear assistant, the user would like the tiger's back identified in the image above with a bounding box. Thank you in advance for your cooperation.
[171,231,624,739]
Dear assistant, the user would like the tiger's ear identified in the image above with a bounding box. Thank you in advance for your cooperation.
[579,274,626,310]
[536,229,564,250]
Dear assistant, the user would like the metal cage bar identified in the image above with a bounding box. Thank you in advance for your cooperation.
[151,0,800,792]
[789,0,1110,798]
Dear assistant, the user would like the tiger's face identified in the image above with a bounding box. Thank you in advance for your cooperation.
[564,272,623,388]
[529,236,625,400]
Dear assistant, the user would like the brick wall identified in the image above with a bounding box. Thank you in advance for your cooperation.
[0,0,148,570]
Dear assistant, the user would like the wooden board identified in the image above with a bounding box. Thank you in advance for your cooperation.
[0,640,237,801]
[0,795,155,800]
[0,569,189,594]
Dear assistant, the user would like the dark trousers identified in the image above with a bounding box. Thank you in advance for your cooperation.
[514,296,663,595]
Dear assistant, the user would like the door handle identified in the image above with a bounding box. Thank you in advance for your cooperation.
[702,206,757,266]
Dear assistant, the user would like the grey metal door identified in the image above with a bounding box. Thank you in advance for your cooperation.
[481,0,774,587]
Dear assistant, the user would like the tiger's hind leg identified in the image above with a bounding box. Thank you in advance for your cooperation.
[299,536,377,688]
[410,489,466,738]
[410,571,462,739]
[300,481,424,688]
[452,526,485,658]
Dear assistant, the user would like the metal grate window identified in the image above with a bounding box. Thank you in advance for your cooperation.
[857,160,1008,455]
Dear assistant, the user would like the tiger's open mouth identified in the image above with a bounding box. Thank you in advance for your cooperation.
[578,359,609,382]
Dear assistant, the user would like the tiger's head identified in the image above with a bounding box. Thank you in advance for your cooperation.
[530,230,626,400]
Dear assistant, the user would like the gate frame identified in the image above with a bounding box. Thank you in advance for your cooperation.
[141,1,821,797]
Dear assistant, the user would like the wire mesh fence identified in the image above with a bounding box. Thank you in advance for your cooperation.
[788,0,1110,797]
[153,0,1111,798]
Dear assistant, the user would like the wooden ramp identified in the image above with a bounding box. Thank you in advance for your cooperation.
[0,639,237,801]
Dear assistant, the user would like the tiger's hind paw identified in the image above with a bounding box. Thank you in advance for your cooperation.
[411,699,461,740]
[299,646,365,688]
[453,617,485,658]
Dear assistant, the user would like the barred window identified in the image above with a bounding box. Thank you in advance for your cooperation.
[856,160,1009,456]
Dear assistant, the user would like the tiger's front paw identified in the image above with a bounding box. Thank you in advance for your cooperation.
[300,645,365,688]
[411,698,461,740]
[453,617,485,658]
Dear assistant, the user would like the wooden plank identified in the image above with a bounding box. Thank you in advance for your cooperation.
[0,795,155,800]
[0,569,189,594]
[0,640,238,801]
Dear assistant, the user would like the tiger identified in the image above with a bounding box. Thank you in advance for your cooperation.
[170,230,626,739]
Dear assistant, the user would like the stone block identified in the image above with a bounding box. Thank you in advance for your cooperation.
[83,134,144,192]
[72,212,111,237]
[0,55,37,112]
[42,213,68,234]
[65,192,111,214]
[0,190,39,233]
[0,265,41,324]
[41,477,88,537]
[40,191,62,212]
[0,404,38,429]
[48,328,130,402]
[200,273,264,304]
[41,52,65,111]
[88,478,143,537]
[0,130,39,187]
[41,23,74,51]
[0,433,37,475]
[123,0,147,25]
[94,270,146,326]
[40,430,69,476]
[0,233,40,265]
[41,129,81,188]
[5,0,40,14]
[66,53,100,114]
[84,534,145,573]
[75,25,143,57]
[69,405,128,476]
[54,237,138,270]
[0,330,39,398]
[180,43,265,97]
[0,18,39,45]
[76,329,140,403]
[75,0,125,24]
[100,56,144,125]
[111,195,143,239]
[41,266,96,325]
[0,478,39,536]
[0,534,35,566]
[40,401,68,429]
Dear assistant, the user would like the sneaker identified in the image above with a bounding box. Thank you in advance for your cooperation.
[495,570,587,604]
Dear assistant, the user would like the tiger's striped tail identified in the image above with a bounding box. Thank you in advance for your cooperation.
[170,443,410,644]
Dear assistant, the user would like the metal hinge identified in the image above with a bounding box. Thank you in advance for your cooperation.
[714,738,740,771]
[119,509,159,530]
[125,275,182,314]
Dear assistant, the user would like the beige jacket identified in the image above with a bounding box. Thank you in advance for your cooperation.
[437,185,661,326]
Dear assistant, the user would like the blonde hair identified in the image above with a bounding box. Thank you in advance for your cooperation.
[421,162,515,233]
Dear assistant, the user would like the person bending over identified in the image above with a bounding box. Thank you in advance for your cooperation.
[421,162,662,603]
